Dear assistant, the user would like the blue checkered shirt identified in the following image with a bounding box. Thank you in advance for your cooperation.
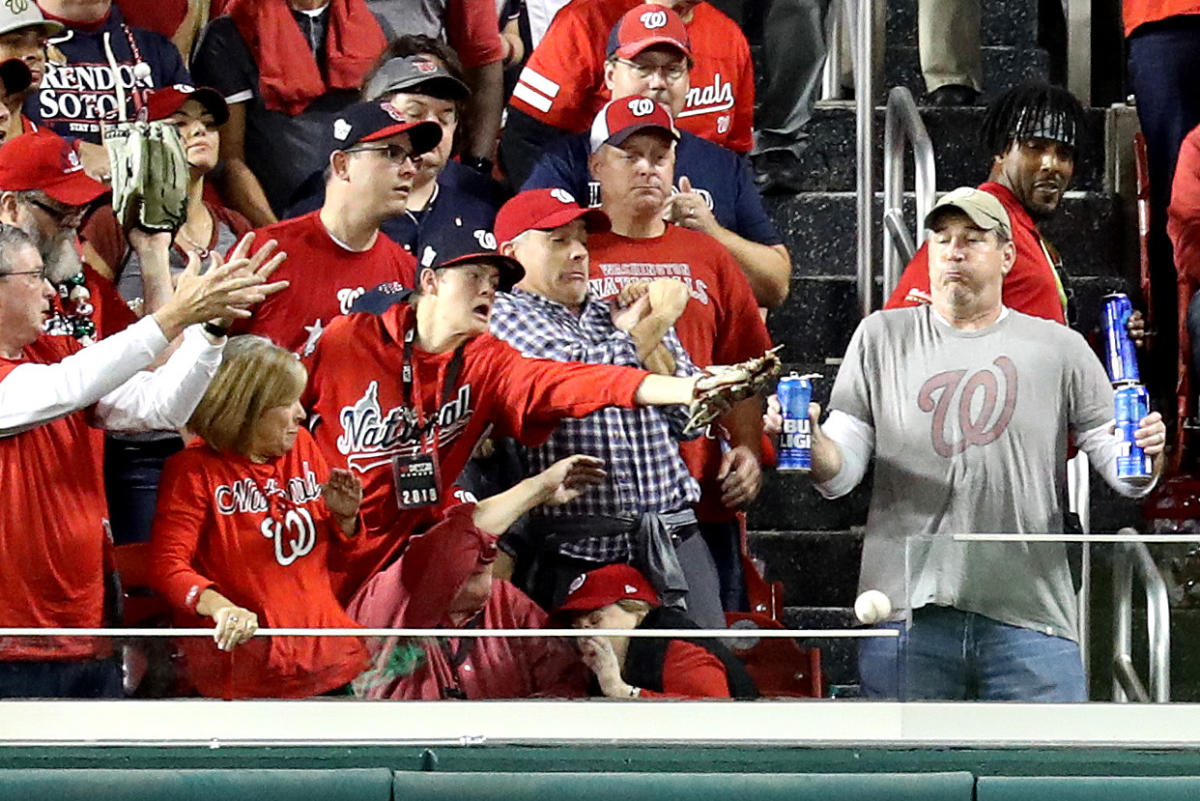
[490,288,701,562]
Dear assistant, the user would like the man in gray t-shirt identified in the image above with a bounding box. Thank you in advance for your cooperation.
[809,187,1168,701]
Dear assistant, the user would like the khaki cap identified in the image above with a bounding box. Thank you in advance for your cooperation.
[924,187,1012,240]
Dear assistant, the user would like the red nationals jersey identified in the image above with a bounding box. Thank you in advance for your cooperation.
[0,335,110,660]
[232,211,418,354]
[588,224,773,520]
[884,181,1068,325]
[150,430,369,698]
[511,0,755,152]
[301,303,651,597]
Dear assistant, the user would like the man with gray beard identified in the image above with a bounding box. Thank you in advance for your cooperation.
[0,129,164,344]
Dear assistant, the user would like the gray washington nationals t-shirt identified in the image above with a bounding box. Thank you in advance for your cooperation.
[830,306,1114,640]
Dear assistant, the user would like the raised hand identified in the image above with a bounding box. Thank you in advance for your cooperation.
[537,454,607,506]
[322,467,363,521]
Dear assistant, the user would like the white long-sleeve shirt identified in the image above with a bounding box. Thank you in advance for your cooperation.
[0,317,225,437]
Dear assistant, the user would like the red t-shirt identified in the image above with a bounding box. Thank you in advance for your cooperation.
[1123,1,1200,35]
[301,303,651,597]
[1170,122,1200,285]
[231,211,417,354]
[884,181,1068,325]
[588,224,773,521]
[511,0,754,153]
[149,430,369,699]
[0,335,110,660]
[115,0,188,38]
[639,639,732,698]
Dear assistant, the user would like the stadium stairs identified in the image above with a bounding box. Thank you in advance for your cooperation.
[743,0,1191,698]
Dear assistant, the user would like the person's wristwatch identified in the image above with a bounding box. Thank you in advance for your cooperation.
[202,321,230,339]
[461,155,493,175]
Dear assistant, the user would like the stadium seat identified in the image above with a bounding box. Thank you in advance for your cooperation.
[977,776,1200,801]
[725,612,824,697]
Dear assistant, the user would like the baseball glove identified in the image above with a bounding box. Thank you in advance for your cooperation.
[685,345,783,433]
[104,120,190,233]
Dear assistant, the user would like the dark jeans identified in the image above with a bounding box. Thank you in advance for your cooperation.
[104,435,183,546]
[857,605,1087,701]
[0,658,122,698]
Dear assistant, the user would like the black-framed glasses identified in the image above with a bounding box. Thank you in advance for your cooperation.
[0,268,46,281]
[27,198,87,229]
[346,143,419,164]
[613,57,689,83]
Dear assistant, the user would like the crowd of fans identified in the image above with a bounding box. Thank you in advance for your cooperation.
[0,0,1182,704]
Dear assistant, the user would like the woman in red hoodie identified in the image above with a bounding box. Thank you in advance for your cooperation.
[150,335,369,698]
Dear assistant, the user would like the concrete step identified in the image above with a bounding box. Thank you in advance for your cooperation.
[786,105,1105,194]
[747,528,863,606]
[886,45,1050,104]
[887,0,1040,49]
[781,605,861,689]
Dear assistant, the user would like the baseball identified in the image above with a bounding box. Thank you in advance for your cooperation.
[854,589,892,624]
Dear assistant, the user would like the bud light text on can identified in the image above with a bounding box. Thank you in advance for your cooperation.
[1114,380,1152,486]
[778,372,820,472]
[1102,292,1140,384]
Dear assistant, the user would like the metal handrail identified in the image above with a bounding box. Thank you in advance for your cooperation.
[1112,531,1171,703]
[850,0,873,316]
[882,86,936,300]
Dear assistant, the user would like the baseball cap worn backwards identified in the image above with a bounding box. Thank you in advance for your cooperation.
[589,96,679,154]
[607,3,691,60]
[363,55,470,102]
[924,187,1012,240]
[494,188,611,245]
[0,130,108,206]
[0,2,63,38]
[145,85,230,126]
[327,101,442,157]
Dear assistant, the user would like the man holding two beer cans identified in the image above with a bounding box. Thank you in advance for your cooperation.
[805,187,1166,702]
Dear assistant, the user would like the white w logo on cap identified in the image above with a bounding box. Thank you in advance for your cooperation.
[629,97,656,116]
[640,9,668,28]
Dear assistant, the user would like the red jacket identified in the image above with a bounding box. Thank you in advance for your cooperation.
[1170,122,1200,285]
[301,303,653,598]
[150,431,369,698]
[884,181,1068,324]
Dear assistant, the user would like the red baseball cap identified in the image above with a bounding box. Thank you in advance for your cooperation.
[555,564,661,616]
[606,4,691,60]
[493,188,611,245]
[589,96,679,153]
[0,130,108,206]
[144,84,230,126]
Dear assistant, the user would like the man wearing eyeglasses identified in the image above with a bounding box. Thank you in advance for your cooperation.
[523,4,789,310]
[501,0,754,188]
[232,101,441,355]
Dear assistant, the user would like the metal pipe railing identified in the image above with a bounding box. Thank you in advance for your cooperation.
[851,0,873,316]
[882,86,936,300]
[1112,532,1171,703]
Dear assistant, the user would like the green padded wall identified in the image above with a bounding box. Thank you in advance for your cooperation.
[0,768,394,800]
[978,776,1200,801]
[391,770,976,800]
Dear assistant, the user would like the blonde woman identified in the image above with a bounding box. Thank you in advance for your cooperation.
[150,336,368,698]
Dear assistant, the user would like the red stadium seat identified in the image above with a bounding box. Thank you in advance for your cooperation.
[725,612,824,697]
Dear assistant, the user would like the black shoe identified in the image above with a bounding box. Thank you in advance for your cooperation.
[753,149,806,196]
[925,84,980,106]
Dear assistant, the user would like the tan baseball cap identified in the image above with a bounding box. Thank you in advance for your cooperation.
[923,187,1012,240]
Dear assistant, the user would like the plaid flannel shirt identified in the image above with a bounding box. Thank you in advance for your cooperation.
[490,288,701,563]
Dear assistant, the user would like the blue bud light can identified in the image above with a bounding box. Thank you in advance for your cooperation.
[778,372,816,472]
[1102,292,1140,384]
[1114,380,1152,486]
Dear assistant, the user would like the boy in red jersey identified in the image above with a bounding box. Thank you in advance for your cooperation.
[233,101,441,354]
[585,96,772,611]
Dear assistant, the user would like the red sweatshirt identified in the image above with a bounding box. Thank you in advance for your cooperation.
[150,430,368,698]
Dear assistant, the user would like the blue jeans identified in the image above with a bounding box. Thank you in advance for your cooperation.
[858,605,1087,701]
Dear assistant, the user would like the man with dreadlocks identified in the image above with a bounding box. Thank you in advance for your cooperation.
[885,83,1086,326]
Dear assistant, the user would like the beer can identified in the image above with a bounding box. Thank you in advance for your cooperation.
[1114,380,1152,486]
[777,372,816,472]
[1102,292,1140,384]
